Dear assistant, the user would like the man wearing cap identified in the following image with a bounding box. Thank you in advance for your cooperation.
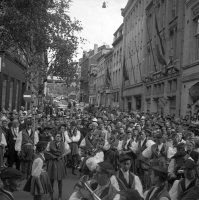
[7,120,21,170]
[15,119,39,178]
[169,159,199,200]
[69,161,120,200]
[113,154,143,197]
[0,167,24,200]
[144,164,170,200]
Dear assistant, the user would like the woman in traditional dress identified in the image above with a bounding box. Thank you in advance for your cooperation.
[46,132,66,200]
[24,141,52,200]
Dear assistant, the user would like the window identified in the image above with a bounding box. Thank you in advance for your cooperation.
[195,18,199,60]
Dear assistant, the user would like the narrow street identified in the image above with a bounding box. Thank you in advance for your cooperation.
[15,169,79,200]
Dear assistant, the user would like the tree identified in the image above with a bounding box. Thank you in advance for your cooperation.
[0,0,82,86]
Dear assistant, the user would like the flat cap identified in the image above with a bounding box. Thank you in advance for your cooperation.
[0,167,24,179]
[184,159,196,169]
[97,162,114,174]
[119,154,132,163]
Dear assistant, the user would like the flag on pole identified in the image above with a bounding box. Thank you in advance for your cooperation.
[123,56,129,81]
[155,14,165,56]
[105,67,111,88]
[156,44,167,66]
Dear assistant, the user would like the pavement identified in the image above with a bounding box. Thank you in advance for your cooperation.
[15,168,79,200]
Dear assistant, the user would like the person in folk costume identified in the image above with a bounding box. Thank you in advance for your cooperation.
[144,164,170,200]
[185,140,198,163]
[69,161,120,200]
[58,124,71,166]
[84,138,105,173]
[46,132,66,200]
[15,119,39,179]
[168,143,186,184]
[121,128,137,173]
[24,141,52,200]
[67,121,81,175]
[0,167,24,200]
[6,119,21,170]
[113,154,143,198]
[136,130,155,190]
[18,114,26,131]
[169,159,199,200]
[103,133,119,171]
[143,131,174,168]
[1,118,9,140]
[119,189,143,200]
[0,126,7,168]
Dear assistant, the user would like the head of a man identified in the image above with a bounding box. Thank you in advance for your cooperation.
[119,155,132,172]
[0,168,23,192]
[95,162,114,186]
[150,167,167,186]
[184,159,196,180]
[12,119,19,128]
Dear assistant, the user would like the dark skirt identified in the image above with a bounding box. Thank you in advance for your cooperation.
[70,142,79,156]
[24,171,52,195]
[47,158,66,181]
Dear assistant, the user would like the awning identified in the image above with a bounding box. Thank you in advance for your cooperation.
[189,82,199,103]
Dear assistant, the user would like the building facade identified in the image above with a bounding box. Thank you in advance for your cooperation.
[121,0,146,112]
[181,0,199,117]
[143,0,185,116]
[0,52,26,110]
[111,24,123,108]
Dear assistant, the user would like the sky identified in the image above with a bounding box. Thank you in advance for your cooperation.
[69,0,128,59]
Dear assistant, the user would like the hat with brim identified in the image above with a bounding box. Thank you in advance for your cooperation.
[184,159,196,170]
[119,154,132,163]
[0,167,24,180]
[150,165,167,175]
[97,162,115,174]
[36,141,48,149]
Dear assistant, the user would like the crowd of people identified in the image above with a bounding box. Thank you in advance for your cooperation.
[0,105,199,200]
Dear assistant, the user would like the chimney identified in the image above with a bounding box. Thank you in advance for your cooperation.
[94,44,98,54]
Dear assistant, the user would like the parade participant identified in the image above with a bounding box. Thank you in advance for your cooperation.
[0,126,7,168]
[144,165,170,200]
[18,115,26,131]
[15,119,39,178]
[0,167,24,200]
[119,189,143,200]
[1,118,9,139]
[143,131,173,168]
[69,161,120,200]
[137,130,155,190]
[185,140,198,163]
[169,159,199,200]
[168,143,186,183]
[66,121,81,175]
[85,138,105,172]
[24,141,52,200]
[46,132,66,200]
[7,119,21,170]
[114,154,143,197]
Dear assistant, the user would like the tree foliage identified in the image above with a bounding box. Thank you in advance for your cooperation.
[0,0,82,85]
